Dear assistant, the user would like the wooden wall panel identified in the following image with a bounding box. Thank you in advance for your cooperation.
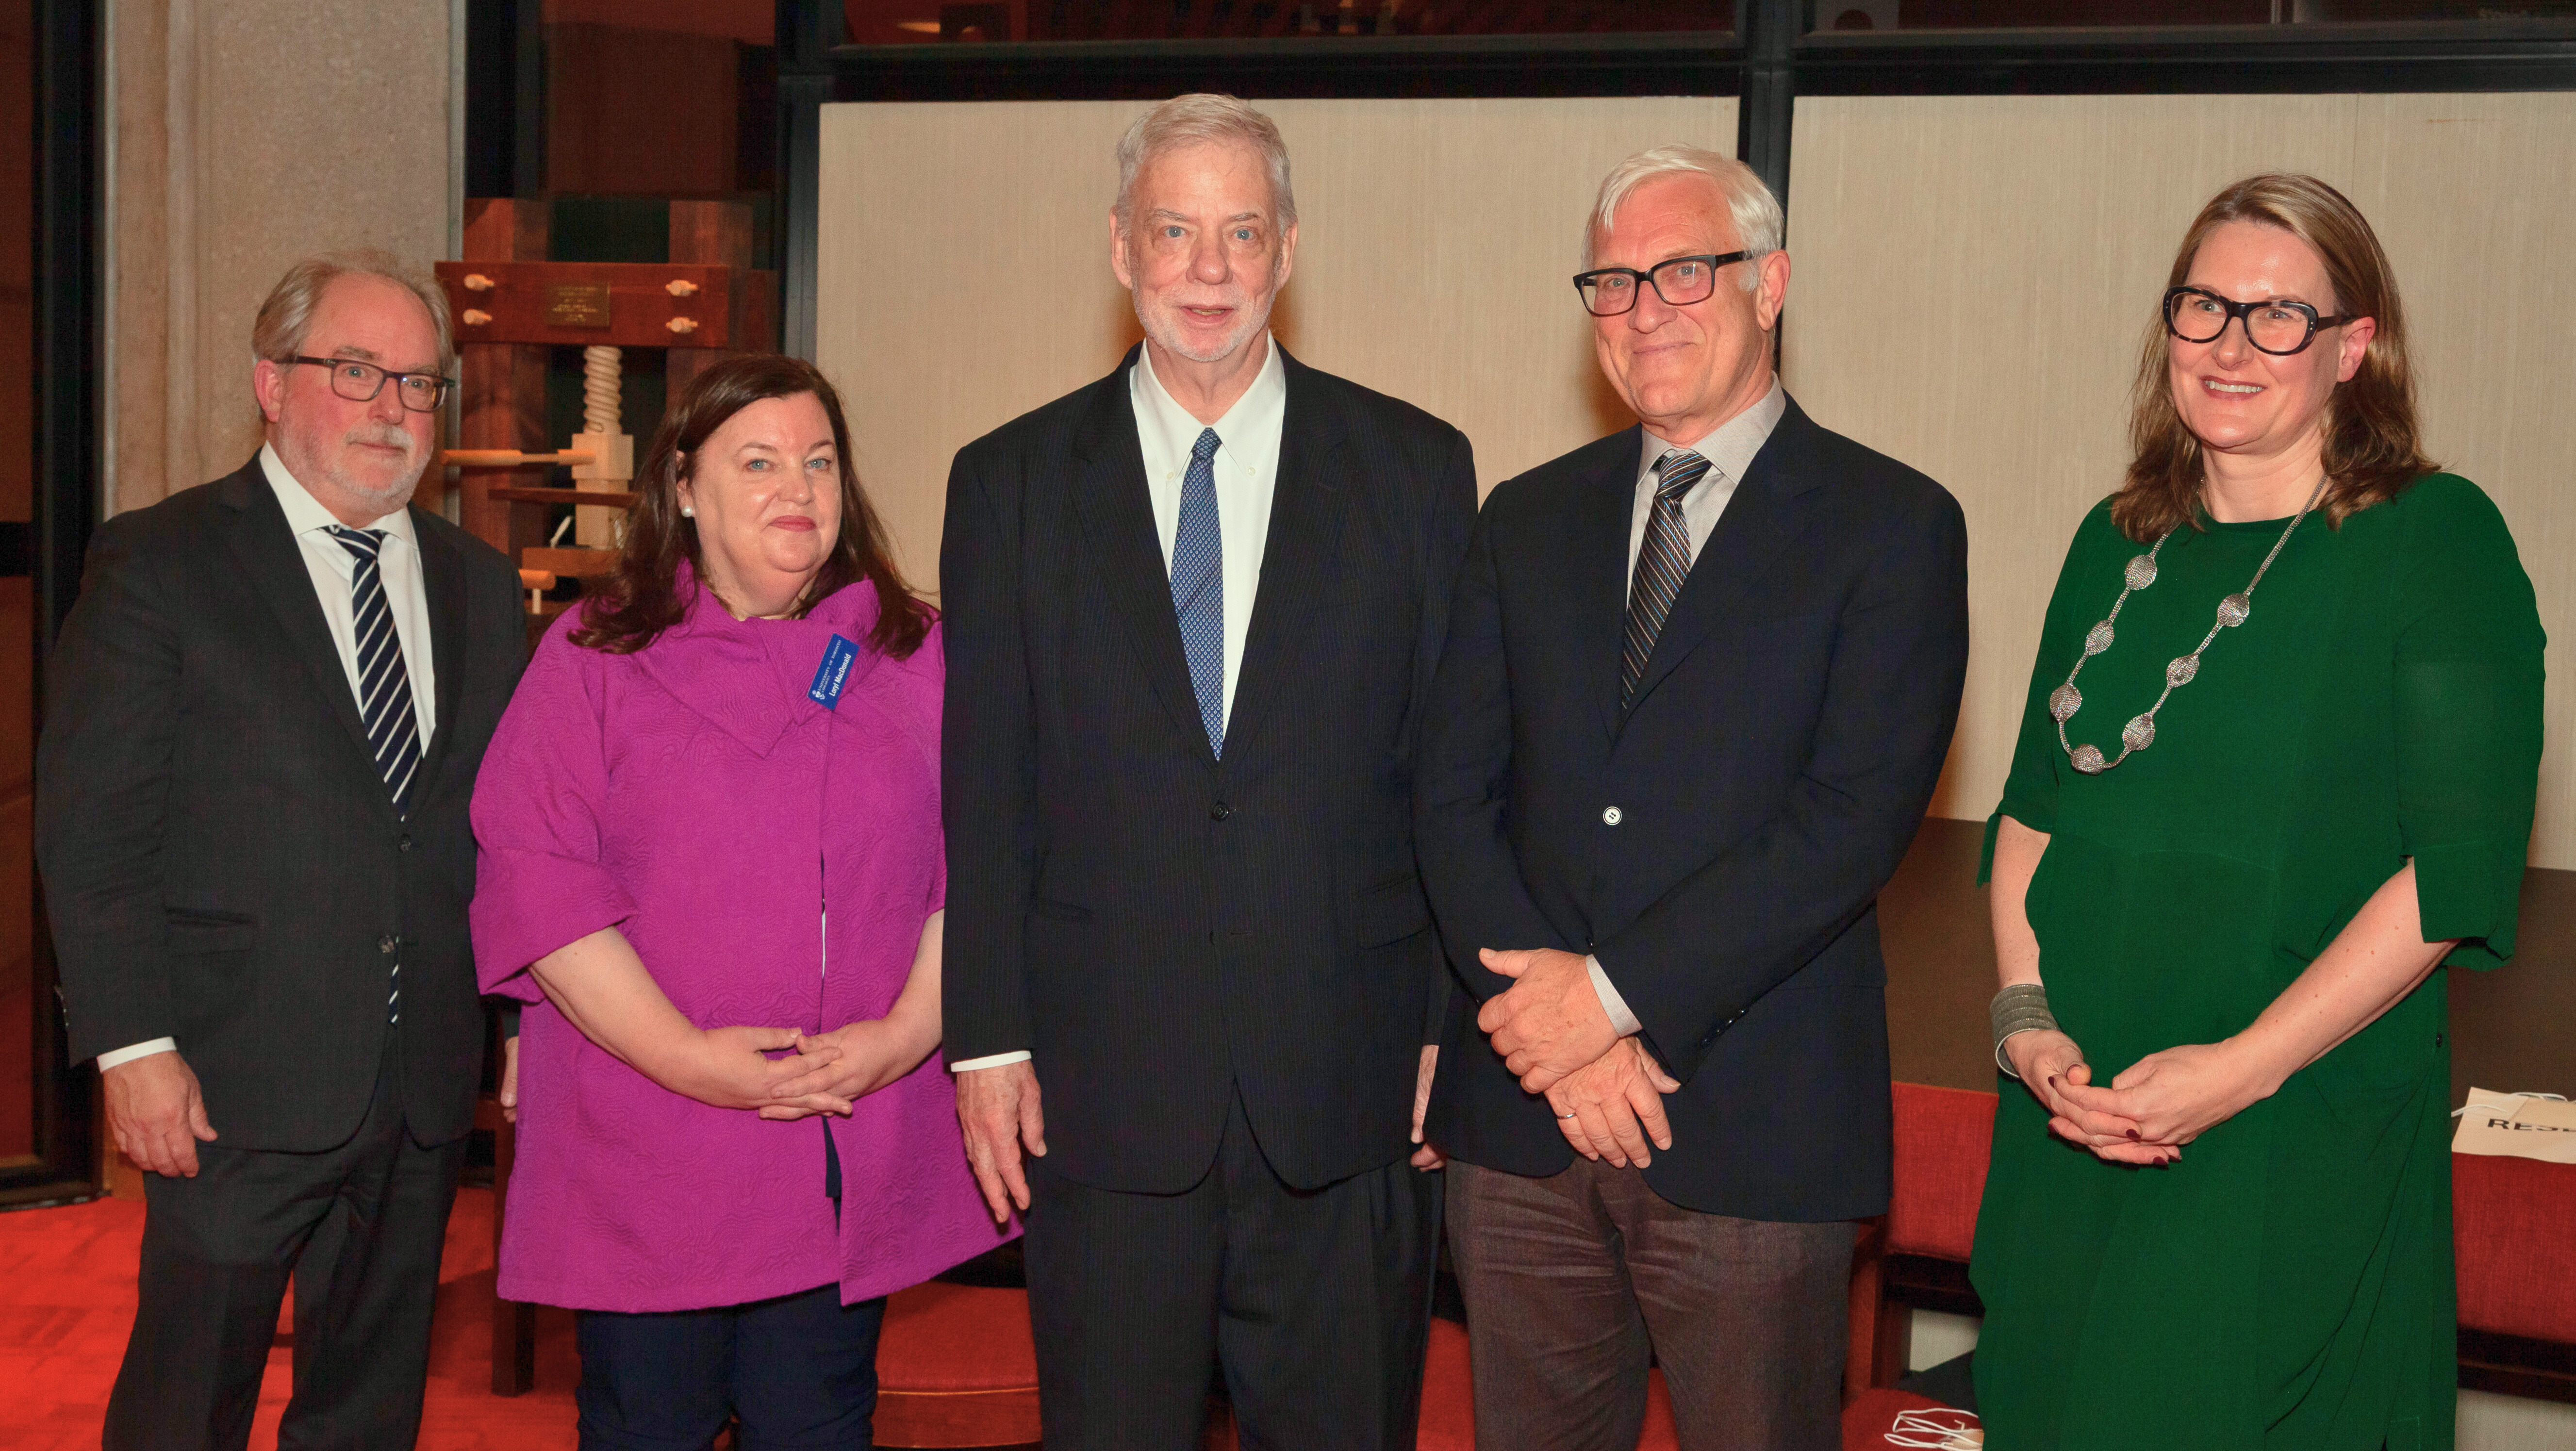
[1785,94,2576,867]
[815,96,1734,594]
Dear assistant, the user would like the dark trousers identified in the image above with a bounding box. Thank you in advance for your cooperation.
[104,1037,465,1451]
[1024,1092,1441,1451]
[1446,1158,1853,1451]
[574,1283,886,1451]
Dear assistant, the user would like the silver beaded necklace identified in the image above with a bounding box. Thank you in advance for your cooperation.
[2051,475,2328,775]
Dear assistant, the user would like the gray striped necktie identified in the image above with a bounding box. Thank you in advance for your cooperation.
[327,526,423,1025]
[1622,449,1713,704]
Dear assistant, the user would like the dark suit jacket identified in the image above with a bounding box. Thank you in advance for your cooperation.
[38,459,527,1152]
[1417,398,1967,1223]
[941,344,1476,1194]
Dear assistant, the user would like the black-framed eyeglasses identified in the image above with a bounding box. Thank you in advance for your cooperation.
[2161,286,2354,357]
[1573,251,1751,317]
[285,355,454,412]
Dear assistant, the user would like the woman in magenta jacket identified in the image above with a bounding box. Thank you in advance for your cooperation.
[471,354,1003,1447]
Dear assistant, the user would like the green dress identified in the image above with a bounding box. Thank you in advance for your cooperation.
[1968,475,2545,1451]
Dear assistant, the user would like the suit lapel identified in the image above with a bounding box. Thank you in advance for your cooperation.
[219,462,396,816]
[1219,350,1348,767]
[1621,402,1820,716]
[1067,351,1213,760]
[410,515,469,795]
[1574,429,1642,744]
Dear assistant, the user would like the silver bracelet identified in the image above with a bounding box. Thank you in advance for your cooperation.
[1990,982,2057,1079]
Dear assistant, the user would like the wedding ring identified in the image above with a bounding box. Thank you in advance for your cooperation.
[1557,1109,1578,1119]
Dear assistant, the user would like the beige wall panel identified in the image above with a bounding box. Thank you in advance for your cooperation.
[1786,93,2576,866]
[108,0,456,511]
[816,96,1734,594]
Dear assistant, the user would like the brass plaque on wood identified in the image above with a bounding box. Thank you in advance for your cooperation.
[544,282,613,329]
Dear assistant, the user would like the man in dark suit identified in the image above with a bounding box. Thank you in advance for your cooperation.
[941,95,1474,1450]
[38,252,525,1450]
[1416,147,1969,1451]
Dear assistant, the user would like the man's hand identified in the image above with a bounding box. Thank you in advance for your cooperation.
[500,1035,519,1124]
[1545,1038,1680,1169]
[1477,947,1619,1095]
[956,1059,1046,1223]
[103,1052,218,1177]
[1410,1044,1445,1171]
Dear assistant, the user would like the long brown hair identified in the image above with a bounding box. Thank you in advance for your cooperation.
[570,354,933,658]
[2112,173,2436,542]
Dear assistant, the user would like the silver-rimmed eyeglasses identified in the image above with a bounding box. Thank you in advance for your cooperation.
[285,355,455,412]
[1572,251,1750,317]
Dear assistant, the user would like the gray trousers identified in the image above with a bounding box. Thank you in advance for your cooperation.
[1446,1158,1853,1451]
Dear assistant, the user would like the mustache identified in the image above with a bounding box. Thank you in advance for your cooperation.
[343,424,416,453]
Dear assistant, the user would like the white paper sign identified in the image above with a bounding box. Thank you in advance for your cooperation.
[2453,1088,2576,1165]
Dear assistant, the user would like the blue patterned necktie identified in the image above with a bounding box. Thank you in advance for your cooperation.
[326,526,422,1022]
[1171,428,1226,756]
[1623,448,1713,704]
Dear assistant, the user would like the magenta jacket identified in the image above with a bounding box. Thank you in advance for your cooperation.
[471,569,1007,1311]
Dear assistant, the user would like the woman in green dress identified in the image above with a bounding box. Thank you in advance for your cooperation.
[1969,173,2544,1450]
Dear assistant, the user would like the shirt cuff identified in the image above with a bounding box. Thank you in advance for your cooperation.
[949,1050,1033,1073]
[97,1038,178,1071]
[1586,956,1643,1038]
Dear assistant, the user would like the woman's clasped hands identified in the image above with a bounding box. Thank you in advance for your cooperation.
[761,1005,943,1121]
[669,1025,855,1119]
[2007,1026,2286,1167]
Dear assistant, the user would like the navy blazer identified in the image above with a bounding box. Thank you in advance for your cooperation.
[941,345,1477,1194]
[1417,398,1967,1222]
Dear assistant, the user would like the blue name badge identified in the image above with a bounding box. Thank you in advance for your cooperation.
[809,634,860,709]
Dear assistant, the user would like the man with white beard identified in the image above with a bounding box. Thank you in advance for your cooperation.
[941,94,1477,1450]
[39,251,526,1450]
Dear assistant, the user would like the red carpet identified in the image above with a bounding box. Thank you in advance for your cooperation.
[1,1187,582,1451]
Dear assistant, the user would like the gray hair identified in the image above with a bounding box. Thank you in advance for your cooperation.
[251,249,453,374]
[1114,94,1298,232]
[1584,146,1783,290]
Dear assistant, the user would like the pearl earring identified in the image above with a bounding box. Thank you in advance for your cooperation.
[681,506,694,518]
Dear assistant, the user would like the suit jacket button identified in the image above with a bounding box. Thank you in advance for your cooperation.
[379,935,397,955]
[1210,801,1233,821]
[397,835,414,853]
[1602,806,1623,826]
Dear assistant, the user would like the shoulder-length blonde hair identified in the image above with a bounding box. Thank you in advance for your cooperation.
[2113,173,2436,542]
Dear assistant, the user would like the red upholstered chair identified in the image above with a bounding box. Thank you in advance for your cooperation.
[873,1281,1042,1447]
[1846,1083,1998,1400]
[2452,1151,2576,1402]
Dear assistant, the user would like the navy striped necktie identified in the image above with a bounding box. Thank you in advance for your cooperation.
[325,526,425,820]
[326,525,420,1025]
[1623,449,1713,704]
[1171,427,1226,756]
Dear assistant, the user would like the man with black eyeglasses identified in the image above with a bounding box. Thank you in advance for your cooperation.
[1413,147,1969,1450]
[39,251,525,1450]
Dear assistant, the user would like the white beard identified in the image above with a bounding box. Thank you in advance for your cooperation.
[277,423,426,518]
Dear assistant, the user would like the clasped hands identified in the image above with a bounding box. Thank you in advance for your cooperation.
[507,1011,939,1125]
[1479,947,1681,1170]
[2004,1027,2284,1166]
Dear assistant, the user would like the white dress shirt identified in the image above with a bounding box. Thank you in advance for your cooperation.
[1133,337,1288,726]
[1587,379,1789,1039]
[950,341,1291,1076]
[97,445,440,1071]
